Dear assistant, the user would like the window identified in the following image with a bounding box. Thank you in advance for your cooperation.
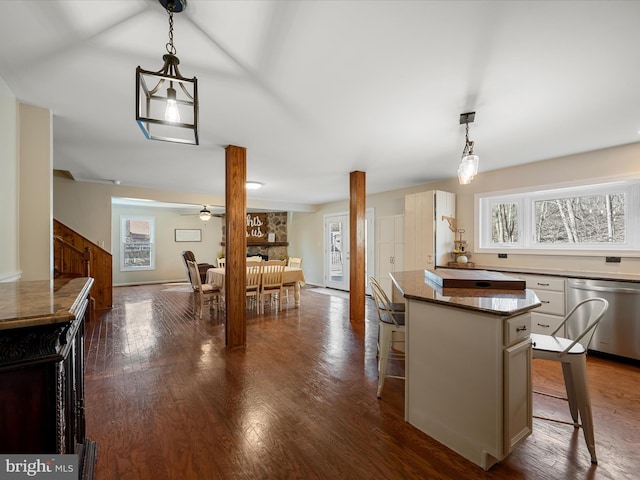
[477,179,639,255]
[120,215,155,271]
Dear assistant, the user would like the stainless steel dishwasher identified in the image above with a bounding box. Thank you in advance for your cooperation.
[567,278,640,361]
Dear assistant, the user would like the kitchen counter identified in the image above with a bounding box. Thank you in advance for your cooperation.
[391,269,541,316]
[462,265,640,283]
[390,270,539,470]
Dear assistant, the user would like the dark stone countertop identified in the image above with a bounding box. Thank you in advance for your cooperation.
[0,277,94,330]
[390,270,541,317]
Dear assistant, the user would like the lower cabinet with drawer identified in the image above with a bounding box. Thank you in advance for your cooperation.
[515,274,567,335]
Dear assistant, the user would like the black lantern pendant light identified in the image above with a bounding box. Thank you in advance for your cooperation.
[136,0,199,145]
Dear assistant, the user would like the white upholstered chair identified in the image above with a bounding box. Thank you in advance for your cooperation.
[531,297,609,464]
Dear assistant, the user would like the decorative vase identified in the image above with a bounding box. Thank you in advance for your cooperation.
[457,255,468,264]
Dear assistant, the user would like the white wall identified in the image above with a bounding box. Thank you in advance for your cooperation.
[112,204,222,285]
[19,103,53,281]
[289,143,640,286]
[54,142,640,287]
[0,75,19,281]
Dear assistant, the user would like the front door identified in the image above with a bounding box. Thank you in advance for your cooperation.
[324,210,374,293]
[325,214,349,290]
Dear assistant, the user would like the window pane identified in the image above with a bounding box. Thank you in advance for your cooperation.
[125,219,151,242]
[123,242,152,267]
[121,216,155,271]
[534,193,625,244]
[492,203,518,243]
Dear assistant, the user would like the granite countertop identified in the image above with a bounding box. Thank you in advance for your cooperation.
[0,277,94,330]
[465,265,640,283]
[390,270,541,317]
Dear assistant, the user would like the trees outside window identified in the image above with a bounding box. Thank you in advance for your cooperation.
[120,215,156,271]
[534,194,625,244]
[477,179,638,254]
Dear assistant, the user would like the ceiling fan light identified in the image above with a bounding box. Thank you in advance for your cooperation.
[199,207,212,221]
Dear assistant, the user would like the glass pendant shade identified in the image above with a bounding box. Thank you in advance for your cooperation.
[457,112,479,184]
[458,154,479,184]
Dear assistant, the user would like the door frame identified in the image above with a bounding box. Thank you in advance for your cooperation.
[323,209,374,293]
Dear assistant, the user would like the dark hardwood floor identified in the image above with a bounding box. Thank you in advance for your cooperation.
[84,284,640,479]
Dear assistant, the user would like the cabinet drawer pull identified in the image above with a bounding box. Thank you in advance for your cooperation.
[516,325,528,332]
[541,300,550,304]
[536,323,550,328]
[537,282,550,286]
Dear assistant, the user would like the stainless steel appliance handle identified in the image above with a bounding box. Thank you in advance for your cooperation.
[570,284,640,294]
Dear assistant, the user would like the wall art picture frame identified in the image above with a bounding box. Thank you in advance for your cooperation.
[175,229,202,242]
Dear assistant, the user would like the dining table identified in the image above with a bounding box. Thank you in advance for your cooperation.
[206,266,306,308]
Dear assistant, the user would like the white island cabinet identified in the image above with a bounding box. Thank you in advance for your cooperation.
[390,270,541,470]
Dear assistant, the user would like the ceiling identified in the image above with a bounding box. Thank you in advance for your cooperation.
[2,1,640,211]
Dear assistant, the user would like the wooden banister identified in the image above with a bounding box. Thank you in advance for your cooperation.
[54,219,112,313]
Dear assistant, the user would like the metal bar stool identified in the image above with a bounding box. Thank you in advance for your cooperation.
[531,297,608,464]
[369,277,405,398]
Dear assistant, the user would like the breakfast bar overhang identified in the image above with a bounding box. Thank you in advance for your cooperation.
[390,270,541,470]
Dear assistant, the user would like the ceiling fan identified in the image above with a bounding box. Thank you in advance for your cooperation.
[181,206,223,221]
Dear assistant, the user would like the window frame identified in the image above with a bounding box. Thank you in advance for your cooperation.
[475,178,640,256]
[120,215,156,271]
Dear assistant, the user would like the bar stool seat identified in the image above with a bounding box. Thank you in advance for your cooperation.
[369,276,405,398]
[531,297,608,465]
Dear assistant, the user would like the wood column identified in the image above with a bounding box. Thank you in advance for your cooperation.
[225,145,247,349]
[349,170,366,322]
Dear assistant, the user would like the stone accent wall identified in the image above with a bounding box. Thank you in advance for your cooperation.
[221,212,288,261]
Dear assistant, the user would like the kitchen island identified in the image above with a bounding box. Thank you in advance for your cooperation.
[390,270,541,470]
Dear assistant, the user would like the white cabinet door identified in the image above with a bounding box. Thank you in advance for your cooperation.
[377,214,403,298]
[404,190,455,271]
[504,338,532,454]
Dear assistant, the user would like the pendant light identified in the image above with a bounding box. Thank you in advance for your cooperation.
[136,0,199,145]
[458,112,479,185]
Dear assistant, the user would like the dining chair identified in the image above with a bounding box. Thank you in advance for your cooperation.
[216,257,226,268]
[531,297,609,464]
[186,260,221,319]
[287,257,302,268]
[260,260,285,313]
[245,263,262,313]
[369,276,405,398]
[283,257,302,306]
[182,250,214,284]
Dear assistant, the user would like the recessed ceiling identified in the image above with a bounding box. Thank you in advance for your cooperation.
[3,1,640,210]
